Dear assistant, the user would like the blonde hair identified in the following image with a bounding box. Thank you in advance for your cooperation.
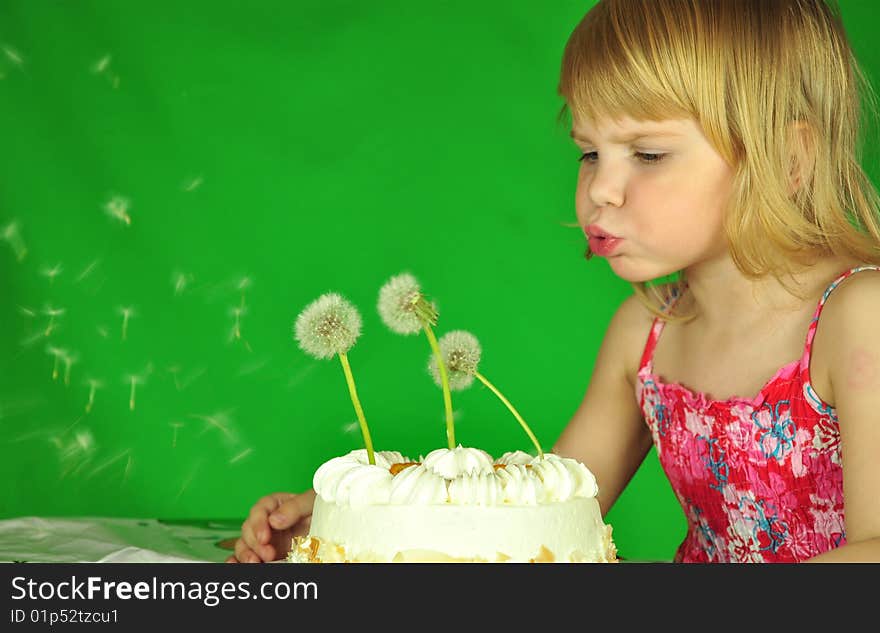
[557,0,880,320]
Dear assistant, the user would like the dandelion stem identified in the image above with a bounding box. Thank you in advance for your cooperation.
[424,324,455,448]
[338,352,375,465]
[474,371,543,457]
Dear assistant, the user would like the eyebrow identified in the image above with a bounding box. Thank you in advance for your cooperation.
[569,130,684,143]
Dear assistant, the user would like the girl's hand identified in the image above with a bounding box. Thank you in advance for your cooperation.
[226,489,316,563]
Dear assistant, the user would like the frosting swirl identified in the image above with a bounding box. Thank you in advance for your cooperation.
[313,447,598,506]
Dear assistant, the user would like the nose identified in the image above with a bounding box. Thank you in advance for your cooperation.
[583,161,625,209]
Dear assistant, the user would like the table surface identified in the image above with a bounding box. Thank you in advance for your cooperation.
[0,516,242,563]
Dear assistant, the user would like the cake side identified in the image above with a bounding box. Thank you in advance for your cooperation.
[288,447,617,563]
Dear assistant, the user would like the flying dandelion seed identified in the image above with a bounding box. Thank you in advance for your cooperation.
[229,448,252,465]
[178,367,205,391]
[104,195,131,225]
[91,54,111,74]
[170,421,183,448]
[172,271,193,295]
[1,221,27,261]
[20,330,47,347]
[341,420,359,435]
[228,305,246,341]
[86,449,130,480]
[236,276,251,313]
[237,357,269,377]
[190,410,236,441]
[46,345,65,381]
[43,305,65,336]
[117,306,135,340]
[84,378,104,413]
[3,46,22,66]
[96,325,109,338]
[76,259,100,283]
[285,363,317,390]
[183,176,203,192]
[40,263,63,284]
[18,305,36,318]
[123,455,133,484]
[124,373,146,410]
[62,351,78,386]
[166,365,182,390]
[55,429,97,480]
[174,465,200,504]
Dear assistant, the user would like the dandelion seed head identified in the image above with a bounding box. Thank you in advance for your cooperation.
[428,330,482,390]
[294,293,362,359]
[377,272,437,334]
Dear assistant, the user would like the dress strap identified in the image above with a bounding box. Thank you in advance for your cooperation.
[800,265,880,374]
[638,286,686,373]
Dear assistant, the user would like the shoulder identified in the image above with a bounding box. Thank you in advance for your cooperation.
[819,268,880,402]
[605,286,668,384]
[820,267,880,331]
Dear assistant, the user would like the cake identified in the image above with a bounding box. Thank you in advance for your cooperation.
[287,446,617,563]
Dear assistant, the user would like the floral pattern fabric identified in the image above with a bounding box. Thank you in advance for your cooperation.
[635,266,880,562]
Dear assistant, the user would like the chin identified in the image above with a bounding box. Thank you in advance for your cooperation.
[605,256,678,284]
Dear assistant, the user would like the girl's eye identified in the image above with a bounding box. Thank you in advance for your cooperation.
[577,152,667,165]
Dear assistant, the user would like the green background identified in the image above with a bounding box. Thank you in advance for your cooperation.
[2,0,878,563]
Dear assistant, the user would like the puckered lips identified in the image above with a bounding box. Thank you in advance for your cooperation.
[584,224,623,257]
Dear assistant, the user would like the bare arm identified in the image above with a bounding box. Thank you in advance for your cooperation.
[553,294,655,517]
[805,273,880,562]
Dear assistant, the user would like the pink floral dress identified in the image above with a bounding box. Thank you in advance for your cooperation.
[635,265,880,562]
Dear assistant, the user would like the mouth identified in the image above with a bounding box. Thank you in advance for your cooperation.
[585,225,623,257]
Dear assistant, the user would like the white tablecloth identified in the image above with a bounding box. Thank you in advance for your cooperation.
[0,516,241,563]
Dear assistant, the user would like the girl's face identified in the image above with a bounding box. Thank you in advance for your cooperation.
[572,115,735,282]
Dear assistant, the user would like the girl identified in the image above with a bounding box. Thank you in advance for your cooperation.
[230,0,880,563]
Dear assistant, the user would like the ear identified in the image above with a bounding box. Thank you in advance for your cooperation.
[787,121,815,196]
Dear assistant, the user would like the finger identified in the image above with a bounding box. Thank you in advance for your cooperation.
[234,538,261,564]
[225,555,238,563]
[268,497,306,530]
[242,520,261,551]
[249,493,296,543]
[243,522,278,561]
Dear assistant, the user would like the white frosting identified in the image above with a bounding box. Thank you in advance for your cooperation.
[312,447,598,506]
[297,446,616,563]
[421,445,494,478]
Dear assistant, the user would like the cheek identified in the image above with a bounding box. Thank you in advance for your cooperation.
[628,172,727,242]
